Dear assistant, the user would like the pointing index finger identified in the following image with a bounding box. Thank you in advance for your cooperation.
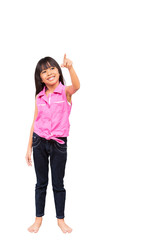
[63,53,66,62]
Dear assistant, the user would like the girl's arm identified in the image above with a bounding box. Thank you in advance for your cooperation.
[25,95,38,166]
[61,54,80,96]
[27,122,34,150]
[27,95,38,150]
[66,66,80,96]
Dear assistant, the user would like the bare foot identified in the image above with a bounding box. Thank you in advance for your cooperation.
[28,217,42,233]
[57,219,72,233]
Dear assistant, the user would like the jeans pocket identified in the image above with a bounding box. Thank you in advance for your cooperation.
[54,141,67,153]
[32,132,41,148]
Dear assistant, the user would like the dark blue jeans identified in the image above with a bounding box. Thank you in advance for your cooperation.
[32,132,67,219]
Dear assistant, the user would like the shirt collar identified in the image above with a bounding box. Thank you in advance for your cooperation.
[38,82,63,97]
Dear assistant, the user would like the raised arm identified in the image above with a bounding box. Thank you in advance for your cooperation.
[61,53,80,97]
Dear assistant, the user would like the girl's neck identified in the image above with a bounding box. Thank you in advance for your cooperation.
[45,81,60,94]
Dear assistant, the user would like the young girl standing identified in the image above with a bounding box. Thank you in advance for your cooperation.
[25,54,80,234]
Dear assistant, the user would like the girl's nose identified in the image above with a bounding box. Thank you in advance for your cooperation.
[47,69,52,75]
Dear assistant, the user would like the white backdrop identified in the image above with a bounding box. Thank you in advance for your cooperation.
[0,0,160,239]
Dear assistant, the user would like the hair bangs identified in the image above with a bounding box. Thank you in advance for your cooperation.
[39,58,57,73]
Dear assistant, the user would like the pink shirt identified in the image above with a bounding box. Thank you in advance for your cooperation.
[33,82,72,144]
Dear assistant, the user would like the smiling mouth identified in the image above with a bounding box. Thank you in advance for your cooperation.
[47,76,55,81]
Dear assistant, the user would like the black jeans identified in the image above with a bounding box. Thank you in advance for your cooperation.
[32,132,67,219]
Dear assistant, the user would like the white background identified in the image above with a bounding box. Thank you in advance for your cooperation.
[0,0,160,239]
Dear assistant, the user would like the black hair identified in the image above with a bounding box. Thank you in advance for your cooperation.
[34,56,66,97]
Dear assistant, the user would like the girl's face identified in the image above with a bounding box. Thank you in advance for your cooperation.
[40,63,60,86]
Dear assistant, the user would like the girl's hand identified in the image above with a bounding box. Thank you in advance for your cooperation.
[61,53,73,70]
[25,147,32,166]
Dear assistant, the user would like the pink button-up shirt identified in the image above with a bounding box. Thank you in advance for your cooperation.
[33,82,72,144]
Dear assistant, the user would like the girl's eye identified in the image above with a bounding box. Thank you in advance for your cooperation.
[41,67,54,74]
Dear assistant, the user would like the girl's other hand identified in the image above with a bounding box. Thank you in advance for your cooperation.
[25,148,32,166]
[61,53,73,70]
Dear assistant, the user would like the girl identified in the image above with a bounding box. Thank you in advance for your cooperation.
[25,54,80,234]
